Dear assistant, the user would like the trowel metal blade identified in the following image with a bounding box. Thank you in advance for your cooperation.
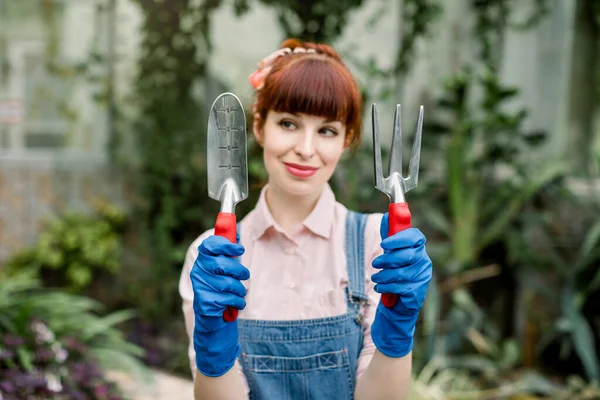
[207,93,248,206]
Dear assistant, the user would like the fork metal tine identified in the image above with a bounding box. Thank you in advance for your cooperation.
[388,104,403,177]
[372,103,424,200]
[405,105,424,191]
[372,104,384,191]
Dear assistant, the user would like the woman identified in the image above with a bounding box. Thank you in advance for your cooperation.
[179,38,433,400]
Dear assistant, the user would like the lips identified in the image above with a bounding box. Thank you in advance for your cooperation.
[284,163,318,178]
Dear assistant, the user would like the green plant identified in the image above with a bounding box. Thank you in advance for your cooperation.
[505,184,600,381]
[330,144,391,212]
[555,375,600,400]
[408,356,567,400]
[0,272,149,399]
[418,67,565,268]
[414,0,557,265]
[408,65,568,388]
[5,201,126,292]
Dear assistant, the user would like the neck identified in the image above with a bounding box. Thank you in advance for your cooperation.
[265,183,323,233]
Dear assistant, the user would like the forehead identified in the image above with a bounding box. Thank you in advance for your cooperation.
[264,58,355,126]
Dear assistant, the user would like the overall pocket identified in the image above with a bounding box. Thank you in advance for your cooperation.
[241,349,354,400]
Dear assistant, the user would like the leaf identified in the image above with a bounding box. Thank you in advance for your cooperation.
[478,161,566,250]
[90,347,151,383]
[445,354,498,375]
[0,314,17,332]
[480,182,515,222]
[422,273,441,363]
[80,309,137,341]
[67,263,92,289]
[579,219,600,259]
[16,346,34,372]
[562,282,600,380]
[421,205,452,236]
[588,263,600,293]
[512,370,565,396]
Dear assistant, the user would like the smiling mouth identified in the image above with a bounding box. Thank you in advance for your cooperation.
[284,163,318,178]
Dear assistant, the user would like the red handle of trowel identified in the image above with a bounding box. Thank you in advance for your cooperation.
[214,212,239,322]
[382,202,412,308]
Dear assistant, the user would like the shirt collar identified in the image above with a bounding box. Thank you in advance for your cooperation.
[252,184,277,239]
[251,183,336,240]
[302,183,335,239]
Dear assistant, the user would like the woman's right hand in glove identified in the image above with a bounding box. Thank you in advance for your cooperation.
[190,234,250,377]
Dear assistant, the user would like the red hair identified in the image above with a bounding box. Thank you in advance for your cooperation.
[252,39,363,151]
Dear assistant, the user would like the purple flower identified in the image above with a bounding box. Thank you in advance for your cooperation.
[0,349,14,360]
[35,348,55,362]
[68,360,103,384]
[2,335,24,347]
[14,371,47,389]
[94,384,109,399]
[66,388,88,400]
[2,368,21,381]
[0,380,15,393]
[64,337,87,354]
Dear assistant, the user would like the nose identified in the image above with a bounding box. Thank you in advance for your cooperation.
[294,129,315,159]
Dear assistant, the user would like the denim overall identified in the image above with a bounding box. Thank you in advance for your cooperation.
[237,211,369,400]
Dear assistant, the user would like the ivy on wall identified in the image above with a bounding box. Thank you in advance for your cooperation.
[234,0,366,43]
[130,0,224,317]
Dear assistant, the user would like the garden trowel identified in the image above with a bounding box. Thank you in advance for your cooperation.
[207,92,248,322]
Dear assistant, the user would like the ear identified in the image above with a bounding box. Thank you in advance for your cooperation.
[253,114,264,146]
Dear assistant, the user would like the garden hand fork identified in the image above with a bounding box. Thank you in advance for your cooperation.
[372,103,424,308]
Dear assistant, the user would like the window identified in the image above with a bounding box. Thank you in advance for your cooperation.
[1,41,71,153]
[0,0,112,160]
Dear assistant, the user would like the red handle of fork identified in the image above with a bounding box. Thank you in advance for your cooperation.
[381,202,412,308]
[214,212,239,322]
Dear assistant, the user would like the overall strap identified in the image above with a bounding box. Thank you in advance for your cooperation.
[344,210,369,303]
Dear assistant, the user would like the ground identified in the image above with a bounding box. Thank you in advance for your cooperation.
[108,369,194,400]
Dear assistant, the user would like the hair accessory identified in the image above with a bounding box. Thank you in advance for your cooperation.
[249,47,317,90]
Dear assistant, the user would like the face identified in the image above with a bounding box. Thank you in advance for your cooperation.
[254,111,348,197]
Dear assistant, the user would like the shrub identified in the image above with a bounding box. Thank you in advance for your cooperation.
[5,202,126,293]
[0,272,148,399]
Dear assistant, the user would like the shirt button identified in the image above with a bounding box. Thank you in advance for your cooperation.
[284,247,295,255]
[287,281,296,289]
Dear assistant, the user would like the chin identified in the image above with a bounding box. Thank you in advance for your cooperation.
[281,179,322,197]
[270,170,327,197]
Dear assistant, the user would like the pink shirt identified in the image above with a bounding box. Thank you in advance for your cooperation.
[178,183,384,391]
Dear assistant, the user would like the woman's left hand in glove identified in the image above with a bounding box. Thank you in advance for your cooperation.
[370,212,433,358]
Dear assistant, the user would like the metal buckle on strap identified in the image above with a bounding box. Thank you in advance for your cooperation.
[354,312,364,326]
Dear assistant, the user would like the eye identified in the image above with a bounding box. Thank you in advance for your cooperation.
[279,119,297,130]
[319,127,338,137]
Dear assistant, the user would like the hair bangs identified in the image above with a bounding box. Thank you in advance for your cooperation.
[267,58,357,126]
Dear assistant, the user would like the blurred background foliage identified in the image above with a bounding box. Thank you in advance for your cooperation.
[1,0,600,398]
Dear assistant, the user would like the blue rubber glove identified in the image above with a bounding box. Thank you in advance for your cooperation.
[190,234,250,377]
[370,213,433,358]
